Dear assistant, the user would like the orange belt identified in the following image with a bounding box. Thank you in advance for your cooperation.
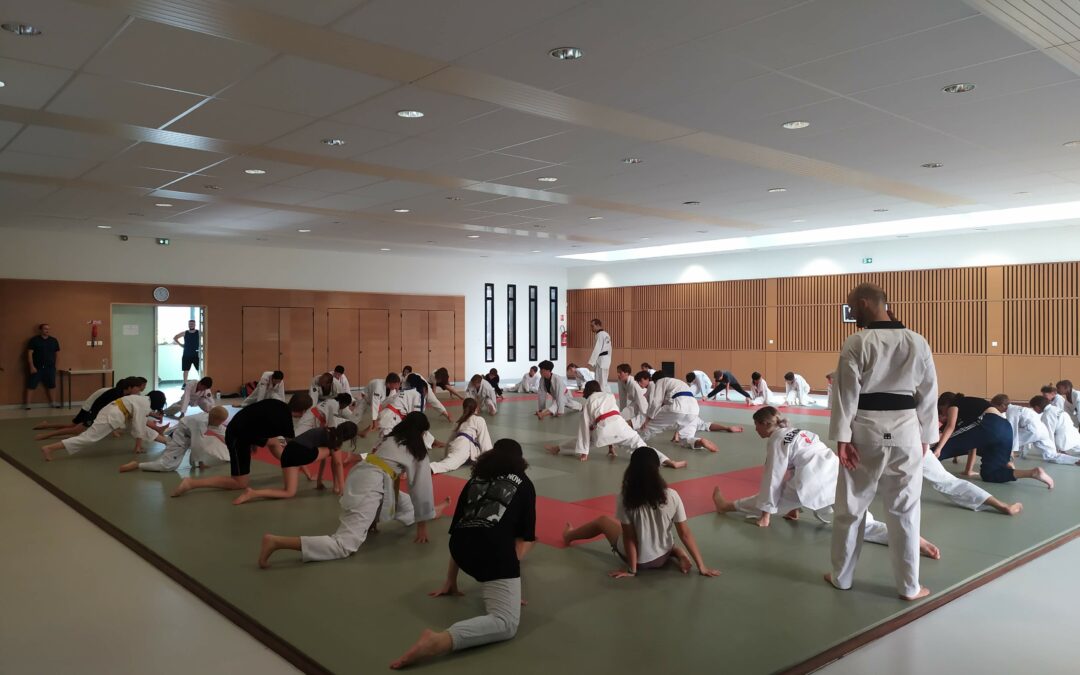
[591,409,621,430]
[382,404,405,420]
[310,407,327,427]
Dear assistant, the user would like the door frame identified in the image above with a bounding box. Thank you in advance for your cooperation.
[110,302,208,389]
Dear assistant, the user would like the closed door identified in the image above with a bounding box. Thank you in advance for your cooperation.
[358,309,389,382]
[279,307,314,386]
[399,310,429,377]
[428,310,455,381]
[242,306,279,381]
[327,309,360,378]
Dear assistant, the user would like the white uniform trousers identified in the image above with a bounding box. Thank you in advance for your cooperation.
[540,397,583,416]
[594,363,612,394]
[431,437,479,474]
[731,495,890,545]
[639,411,706,448]
[921,451,991,510]
[61,407,126,454]
[831,413,924,599]
[300,468,415,561]
[138,423,192,472]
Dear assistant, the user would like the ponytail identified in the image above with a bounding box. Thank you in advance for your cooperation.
[456,398,478,430]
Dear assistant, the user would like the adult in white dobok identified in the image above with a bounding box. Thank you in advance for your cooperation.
[637,372,742,452]
[545,381,686,468]
[828,284,938,602]
[240,370,285,406]
[504,366,541,394]
[1030,395,1080,458]
[991,394,1079,465]
[617,364,648,428]
[588,318,613,393]
[535,360,582,420]
[713,406,941,560]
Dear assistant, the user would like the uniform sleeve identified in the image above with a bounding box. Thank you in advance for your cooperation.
[554,376,568,415]
[516,478,537,542]
[425,388,447,415]
[537,383,546,412]
[914,346,940,445]
[645,384,665,419]
[572,404,592,455]
[670,490,687,523]
[370,387,381,421]
[404,456,437,521]
[177,382,193,411]
[754,435,792,514]
[829,340,862,442]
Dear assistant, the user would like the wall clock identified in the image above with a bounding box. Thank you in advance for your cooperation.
[153,286,170,302]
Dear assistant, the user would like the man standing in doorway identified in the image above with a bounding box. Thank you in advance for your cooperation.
[173,319,201,385]
[26,323,61,410]
[588,318,612,393]
[827,283,938,602]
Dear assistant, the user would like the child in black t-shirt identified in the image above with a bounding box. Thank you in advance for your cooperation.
[390,438,535,669]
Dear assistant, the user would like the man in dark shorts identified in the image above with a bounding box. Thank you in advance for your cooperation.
[26,323,60,410]
[171,393,309,497]
[173,319,201,384]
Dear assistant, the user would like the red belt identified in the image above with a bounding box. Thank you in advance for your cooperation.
[382,404,405,420]
[590,409,621,430]
[310,407,327,427]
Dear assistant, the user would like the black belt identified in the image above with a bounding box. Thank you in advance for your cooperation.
[858,393,915,410]
[598,351,609,357]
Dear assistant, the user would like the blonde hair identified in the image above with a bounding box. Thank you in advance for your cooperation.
[208,406,229,427]
[752,406,788,430]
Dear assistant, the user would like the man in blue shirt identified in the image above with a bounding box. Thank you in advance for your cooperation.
[26,323,60,410]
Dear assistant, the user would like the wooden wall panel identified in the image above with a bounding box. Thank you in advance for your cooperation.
[241,306,279,380]
[357,309,389,383]
[730,351,767,381]
[429,310,456,379]
[986,355,1003,398]
[933,355,989,398]
[278,307,315,385]
[1003,356,1061,400]
[399,310,430,377]
[326,309,360,377]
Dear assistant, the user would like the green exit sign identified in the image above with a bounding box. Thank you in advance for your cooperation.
[861,257,873,264]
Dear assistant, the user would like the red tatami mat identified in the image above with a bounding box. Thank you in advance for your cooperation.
[573,465,765,519]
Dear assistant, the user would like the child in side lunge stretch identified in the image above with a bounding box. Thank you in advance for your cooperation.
[119,405,230,473]
[390,439,536,669]
[431,398,494,474]
[257,412,450,567]
[563,447,721,578]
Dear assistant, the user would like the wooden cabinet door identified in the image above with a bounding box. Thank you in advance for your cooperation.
[279,307,314,388]
[399,310,429,378]
[327,309,360,379]
[242,306,279,381]
[428,310,456,381]
[357,309,389,383]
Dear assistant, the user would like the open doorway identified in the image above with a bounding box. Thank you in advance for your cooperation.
[156,306,205,392]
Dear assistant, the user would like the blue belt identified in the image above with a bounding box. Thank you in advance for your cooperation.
[453,431,481,449]
[672,391,694,399]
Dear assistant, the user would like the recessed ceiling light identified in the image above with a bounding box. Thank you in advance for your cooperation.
[396,110,425,119]
[467,234,480,238]
[379,247,391,251]
[532,224,546,229]
[244,168,267,175]
[974,227,989,231]
[767,187,787,193]
[1,23,42,36]
[942,82,975,94]
[154,203,173,208]
[203,184,222,190]
[537,176,558,182]
[426,240,436,244]
[96,225,111,229]
[639,237,650,241]
[588,216,603,220]
[570,245,580,249]
[297,229,311,233]
[1014,191,1030,195]
[549,46,583,60]
[782,120,810,130]
[792,219,806,223]
[1063,140,1080,148]
[682,201,700,205]
[530,250,541,253]
[921,162,943,169]
[897,235,909,238]
[873,208,889,212]
[621,157,643,164]
[393,208,411,213]
[0,81,5,88]
[321,138,346,147]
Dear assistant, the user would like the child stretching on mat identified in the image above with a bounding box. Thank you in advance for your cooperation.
[233,422,359,504]
[258,412,450,567]
[431,398,494,474]
[563,447,721,578]
[34,377,144,440]
[391,438,535,669]
[42,391,168,460]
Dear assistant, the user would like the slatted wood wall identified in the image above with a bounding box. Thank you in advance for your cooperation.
[1003,262,1080,356]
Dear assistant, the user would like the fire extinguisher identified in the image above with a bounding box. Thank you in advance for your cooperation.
[90,323,98,347]
[560,325,568,347]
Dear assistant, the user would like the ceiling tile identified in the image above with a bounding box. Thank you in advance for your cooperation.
[277,169,384,193]
[222,55,397,117]
[345,179,440,205]
[115,143,228,173]
[6,125,132,161]
[352,137,482,170]
[422,108,572,152]
[82,161,186,189]
[165,98,314,144]
[0,149,99,178]
[241,184,331,205]
[207,156,315,183]
[0,57,73,109]
[228,0,362,25]
[84,19,276,96]
[0,0,129,70]
[299,193,385,211]
[47,73,204,128]
[266,119,403,158]
[330,84,498,134]
[428,152,554,181]
[0,120,24,147]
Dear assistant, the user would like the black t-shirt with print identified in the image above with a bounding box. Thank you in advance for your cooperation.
[449,472,536,582]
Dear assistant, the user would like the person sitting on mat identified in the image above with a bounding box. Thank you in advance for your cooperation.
[562,447,721,578]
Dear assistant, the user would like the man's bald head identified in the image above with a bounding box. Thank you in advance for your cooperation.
[847,283,889,327]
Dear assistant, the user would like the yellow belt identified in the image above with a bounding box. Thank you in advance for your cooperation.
[115,399,132,420]
[365,453,401,516]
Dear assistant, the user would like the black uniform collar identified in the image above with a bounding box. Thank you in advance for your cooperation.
[867,320,905,329]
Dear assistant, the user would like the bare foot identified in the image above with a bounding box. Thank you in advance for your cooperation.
[41,446,54,462]
[118,461,139,473]
[900,586,931,601]
[671,431,681,444]
[665,460,688,469]
[607,446,616,459]
[32,421,48,430]
[919,538,941,560]
[823,573,846,590]
[962,471,977,477]
[578,454,588,462]
[695,438,719,453]
[1034,467,1054,489]
[433,497,452,518]
[712,486,732,513]
[258,534,276,569]
[232,488,256,505]
[1006,502,1023,515]
[783,509,800,521]
[389,629,452,669]
[563,522,574,546]
[544,445,560,456]
[171,478,192,497]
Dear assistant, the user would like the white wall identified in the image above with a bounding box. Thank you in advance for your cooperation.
[567,223,1080,288]
[0,228,569,380]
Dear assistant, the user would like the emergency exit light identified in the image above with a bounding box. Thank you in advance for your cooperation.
[861,257,872,264]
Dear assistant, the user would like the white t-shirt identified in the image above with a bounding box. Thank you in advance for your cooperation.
[615,488,687,565]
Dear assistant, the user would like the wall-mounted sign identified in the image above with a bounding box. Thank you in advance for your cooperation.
[842,304,856,323]
[861,257,873,264]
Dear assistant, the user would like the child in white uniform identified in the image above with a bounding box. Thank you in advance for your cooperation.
[567,363,595,390]
[749,372,773,405]
[331,365,350,396]
[684,370,712,399]
[120,406,229,473]
[991,395,1078,465]
[431,399,494,474]
[241,370,285,406]
[43,392,168,460]
[1031,395,1080,457]
[783,372,811,406]
[355,373,402,430]
[1056,380,1079,428]
[465,375,499,415]
[505,367,541,394]
[562,448,720,578]
[536,361,583,419]
[617,365,648,429]
[163,377,215,418]
[637,373,742,452]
